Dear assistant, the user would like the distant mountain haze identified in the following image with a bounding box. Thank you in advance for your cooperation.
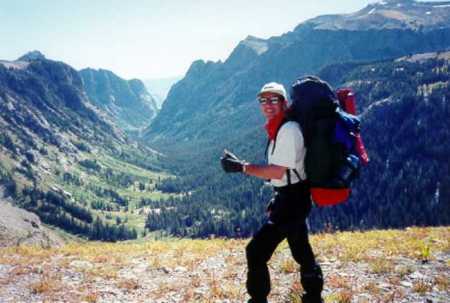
[143,76,182,109]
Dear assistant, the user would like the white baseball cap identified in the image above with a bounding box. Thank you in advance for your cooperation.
[257,82,287,100]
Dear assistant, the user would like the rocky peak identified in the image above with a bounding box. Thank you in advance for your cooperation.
[17,50,46,62]
[379,0,414,4]
[239,35,269,55]
[223,35,269,70]
[184,59,221,79]
[302,0,450,31]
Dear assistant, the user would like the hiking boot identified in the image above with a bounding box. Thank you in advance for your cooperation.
[301,294,323,303]
[301,264,323,301]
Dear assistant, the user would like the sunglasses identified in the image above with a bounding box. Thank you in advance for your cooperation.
[258,96,283,105]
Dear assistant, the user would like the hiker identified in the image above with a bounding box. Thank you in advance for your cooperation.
[220,82,323,303]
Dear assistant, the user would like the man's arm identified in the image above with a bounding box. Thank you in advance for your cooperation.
[244,163,287,180]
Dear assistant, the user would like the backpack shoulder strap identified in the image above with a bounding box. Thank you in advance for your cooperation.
[292,168,302,181]
[264,139,271,159]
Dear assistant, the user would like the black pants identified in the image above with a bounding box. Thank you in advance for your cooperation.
[246,182,323,302]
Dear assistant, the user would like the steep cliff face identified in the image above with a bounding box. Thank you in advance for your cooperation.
[144,0,450,150]
[80,68,158,132]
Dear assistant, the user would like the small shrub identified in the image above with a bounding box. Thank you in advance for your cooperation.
[30,275,60,295]
[84,292,98,303]
[362,281,380,295]
[117,279,139,290]
[280,258,297,273]
[370,258,394,274]
[412,280,432,294]
[395,265,414,278]
[434,275,449,291]
[285,280,303,303]
[420,242,431,263]
[336,289,353,303]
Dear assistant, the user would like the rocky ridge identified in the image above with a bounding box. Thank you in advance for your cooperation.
[306,0,450,31]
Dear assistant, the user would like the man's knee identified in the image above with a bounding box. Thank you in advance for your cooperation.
[246,240,269,266]
[246,241,259,264]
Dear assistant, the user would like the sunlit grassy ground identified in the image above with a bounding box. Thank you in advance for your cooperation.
[0,226,448,302]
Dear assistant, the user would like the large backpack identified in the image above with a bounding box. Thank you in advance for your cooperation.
[287,76,369,206]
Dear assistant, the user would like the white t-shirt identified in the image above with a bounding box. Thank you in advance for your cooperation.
[267,121,307,187]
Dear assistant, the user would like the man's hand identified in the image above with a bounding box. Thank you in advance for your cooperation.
[220,150,246,173]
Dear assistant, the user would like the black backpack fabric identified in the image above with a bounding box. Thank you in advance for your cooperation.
[288,76,362,206]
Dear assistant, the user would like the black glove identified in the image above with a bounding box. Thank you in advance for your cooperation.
[220,150,246,173]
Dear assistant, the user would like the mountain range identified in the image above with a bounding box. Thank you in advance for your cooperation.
[0,0,449,241]
[0,51,165,242]
[144,0,450,151]
[142,50,450,237]
[141,0,450,237]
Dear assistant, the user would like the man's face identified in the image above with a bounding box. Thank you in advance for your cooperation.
[259,92,285,120]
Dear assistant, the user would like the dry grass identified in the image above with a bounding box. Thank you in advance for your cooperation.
[395,264,414,278]
[311,227,449,263]
[117,278,140,291]
[434,274,449,291]
[29,274,62,295]
[362,281,380,295]
[412,280,432,294]
[325,289,353,303]
[380,288,406,303]
[369,257,395,274]
[285,280,303,303]
[326,273,352,289]
[84,292,98,303]
[91,266,118,279]
[0,226,448,302]
[207,272,227,299]
[280,257,297,273]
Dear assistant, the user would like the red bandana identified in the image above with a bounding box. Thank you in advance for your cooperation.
[265,110,286,140]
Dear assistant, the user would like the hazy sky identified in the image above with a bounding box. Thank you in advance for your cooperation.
[0,0,403,79]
